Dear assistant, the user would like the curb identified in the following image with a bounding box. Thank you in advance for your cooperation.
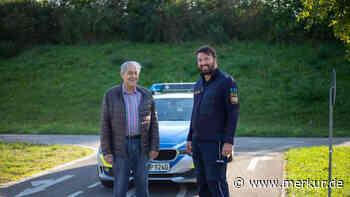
[281,154,287,197]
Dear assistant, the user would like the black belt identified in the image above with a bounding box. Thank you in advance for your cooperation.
[126,135,141,139]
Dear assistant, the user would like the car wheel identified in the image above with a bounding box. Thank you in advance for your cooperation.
[100,179,113,188]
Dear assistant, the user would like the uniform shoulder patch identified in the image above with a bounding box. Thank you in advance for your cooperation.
[230,88,238,104]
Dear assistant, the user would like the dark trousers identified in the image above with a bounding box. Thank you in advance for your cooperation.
[192,139,230,197]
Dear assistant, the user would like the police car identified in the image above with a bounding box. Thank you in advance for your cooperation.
[97,83,233,187]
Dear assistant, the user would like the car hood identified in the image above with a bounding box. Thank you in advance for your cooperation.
[158,121,190,145]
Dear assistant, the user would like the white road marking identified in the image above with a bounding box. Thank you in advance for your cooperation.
[67,191,83,197]
[31,180,51,187]
[237,145,294,157]
[15,175,74,197]
[247,156,273,171]
[247,158,259,171]
[176,184,187,197]
[127,187,136,197]
[235,152,279,156]
[88,182,101,189]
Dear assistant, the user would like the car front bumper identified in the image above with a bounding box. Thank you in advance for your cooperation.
[97,150,196,183]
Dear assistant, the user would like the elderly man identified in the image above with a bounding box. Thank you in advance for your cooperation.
[100,61,159,197]
[187,46,240,197]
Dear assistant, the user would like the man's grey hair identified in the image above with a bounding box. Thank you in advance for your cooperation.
[120,61,142,73]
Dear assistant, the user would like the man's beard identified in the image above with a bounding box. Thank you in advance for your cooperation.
[200,64,215,76]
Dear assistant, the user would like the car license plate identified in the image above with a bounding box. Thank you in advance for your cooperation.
[149,163,169,172]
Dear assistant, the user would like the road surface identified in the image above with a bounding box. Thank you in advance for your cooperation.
[1,135,349,197]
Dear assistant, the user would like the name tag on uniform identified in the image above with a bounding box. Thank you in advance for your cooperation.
[194,87,202,95]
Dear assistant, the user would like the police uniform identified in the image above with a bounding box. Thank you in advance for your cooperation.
[187,68,239,197]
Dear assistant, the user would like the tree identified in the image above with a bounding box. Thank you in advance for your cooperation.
[298,0,350,60]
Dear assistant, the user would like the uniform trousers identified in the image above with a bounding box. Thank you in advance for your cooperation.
[192,138,230,197]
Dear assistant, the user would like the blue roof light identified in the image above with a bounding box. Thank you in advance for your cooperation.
[150,83,195,94]
[150,84,165,94]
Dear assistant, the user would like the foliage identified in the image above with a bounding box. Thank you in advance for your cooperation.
[0,0,337,51]
[0,0,58,44]
[298,0,350,60]
[0,41,348,136]
[0,41,21,58]
[0,0,121,46]
[54,6,118,44]
[285,146,350,197]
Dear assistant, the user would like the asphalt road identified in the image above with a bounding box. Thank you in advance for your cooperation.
[1,135,349,197]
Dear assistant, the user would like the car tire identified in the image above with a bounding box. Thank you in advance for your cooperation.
[100,179,113,188]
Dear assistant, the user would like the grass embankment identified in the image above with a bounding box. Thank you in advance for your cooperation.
[0,141,93,185]
[0,40,349,136]
[285,146,350,196]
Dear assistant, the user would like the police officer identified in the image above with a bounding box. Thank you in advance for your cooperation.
[186,46,239,197]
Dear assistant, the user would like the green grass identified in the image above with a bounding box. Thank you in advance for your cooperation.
[285,146,350,197]
[0,141,94,185]
[0,40,349,136]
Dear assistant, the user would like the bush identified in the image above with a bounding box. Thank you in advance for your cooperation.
[0,0,336,45]
[54,5,120,44]
[0,0,58,44]
[0,0,122,45]
[0,41,22,58]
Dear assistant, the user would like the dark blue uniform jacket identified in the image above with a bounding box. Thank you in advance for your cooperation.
[187,68,240,144]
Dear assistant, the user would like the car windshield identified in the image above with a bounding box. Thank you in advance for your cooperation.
[155,98,193,121]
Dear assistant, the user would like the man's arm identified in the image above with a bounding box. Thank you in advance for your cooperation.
[149,97,159,155]
[186,125,193,154]
[186,94,196,154]
[223,77,240,145]
[100,93,112,156]
[187,122,193,141]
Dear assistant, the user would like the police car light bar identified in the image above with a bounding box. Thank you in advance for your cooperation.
[150,83,195,94]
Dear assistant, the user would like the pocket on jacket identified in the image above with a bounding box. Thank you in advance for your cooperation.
[200,91,215,115]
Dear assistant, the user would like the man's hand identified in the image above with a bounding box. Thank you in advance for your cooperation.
[149,151,159,160]
[221,143,233,157]
[186,141,192,155]
[103,154,113,164]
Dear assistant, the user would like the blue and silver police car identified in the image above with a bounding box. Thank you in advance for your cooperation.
[97,83,233,187]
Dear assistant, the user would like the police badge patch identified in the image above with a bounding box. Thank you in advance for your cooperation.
[230,88,238,104]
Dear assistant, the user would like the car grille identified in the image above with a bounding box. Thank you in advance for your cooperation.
[149,169,195,178]
[102,167,135,177]
[102,167,195,178]
[154,149,177,161]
